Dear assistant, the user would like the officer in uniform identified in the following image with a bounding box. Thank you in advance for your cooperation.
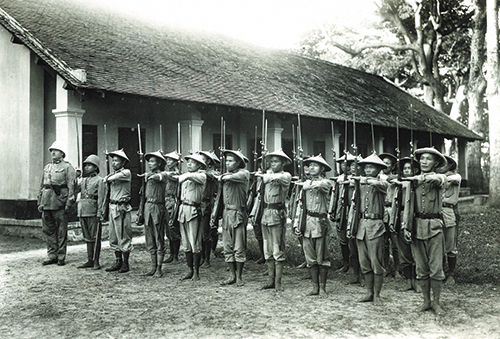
[76,154,105,270]
[104,149,133,273]
[38,141,76,266]
[162,151,182,264]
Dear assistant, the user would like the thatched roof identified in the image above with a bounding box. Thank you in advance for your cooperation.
[0,0,481,141]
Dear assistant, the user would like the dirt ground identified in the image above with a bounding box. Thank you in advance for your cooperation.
[0,233,499,339]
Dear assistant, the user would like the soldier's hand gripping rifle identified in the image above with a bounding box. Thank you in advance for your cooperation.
[346,114,361,239]
[136,124,146,225]
[211,117,226,227]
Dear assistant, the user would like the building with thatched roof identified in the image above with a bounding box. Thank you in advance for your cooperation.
[0,0,480,219]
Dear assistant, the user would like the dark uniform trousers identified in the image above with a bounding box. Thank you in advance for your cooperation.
[42,209,68,261]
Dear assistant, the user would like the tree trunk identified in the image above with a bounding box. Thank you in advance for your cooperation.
[486,0,500,206]
[468,0,487,193]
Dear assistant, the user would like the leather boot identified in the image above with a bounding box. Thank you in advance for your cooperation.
[203,240,212,267]
[221,262,237,285]
[106,251,123,272]
[338,244,350,273]
[181,252,194,280]
[445,256,457,285]
[144,254,157,276]
[261,260,276,289]
[431,279,445,315]
[413,266,422,293]
[93,240,101,270]
[393,248,401,279]
[163,240,175,263]
[193,252,201,281]
[78,242,94,268]
[359,272,374,302]
[319,266,328,295]
[307,265,320,296]
[211,231,218,251]
[373,274,384,306]
[200,242,206,266]
[402,266,413,291]
[236,262,245,287]
[346,256,360,285]
[275,261,284,291]
[256,239,265,264]
[154,254,164,278]
[173,240,180,263]
[119,252,130,273]
[417,279,432,312]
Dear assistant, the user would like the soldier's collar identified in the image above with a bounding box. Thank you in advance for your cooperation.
[52,159,62,164]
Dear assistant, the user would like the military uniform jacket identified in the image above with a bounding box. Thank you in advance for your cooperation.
[144,171,167,225]
[303,177,332,238]
[222,169,250,228]
[106,168,132,218]
[178,171,207,223]
[77,173,105,218]
[261,171,292,226]
[201,169,220,215]
[413,172,447,240]
[164,168,179,198]
[442,172,461,227]
[355,178,388,241]
[38,160,76,210]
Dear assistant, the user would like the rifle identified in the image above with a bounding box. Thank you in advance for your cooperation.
[402,104,416,242]
[136,124,146,225]
[336,120,349,229]
[252,112,268,225]
[211,117,226,225]
[246,126,259,212]
[291,114,305,235]
[346,113,361,239]
[389,117,403,234]
[328,121,338,219]
[102,124,111,222]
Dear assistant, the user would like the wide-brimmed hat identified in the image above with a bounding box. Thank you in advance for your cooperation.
[444,155,457,172]
[83,154,101,173]
[414,147,447,169]
[378,153,397,164]
[198,151,220,165]
[108,149,130,163]
[336,152,355,163]
[184,153,207,169]
[224,150,249,168]
[48,141,67,158]
[145,150,167,166]
[359,152,388,169]
[163,150,183,162]
[304,154,332,172]
[265,149,292,165]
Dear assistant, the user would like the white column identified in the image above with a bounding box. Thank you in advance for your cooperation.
[378,136,385,155]
[52,75,85,168]
[180,119,204,154]
[268,127,283,152]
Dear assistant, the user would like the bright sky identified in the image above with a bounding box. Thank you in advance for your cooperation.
[91,0,379,49]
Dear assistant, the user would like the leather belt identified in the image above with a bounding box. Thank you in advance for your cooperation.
[415,213,441,219]
[82,195,98,200]
[443,202,456,208]
[306,211,327,218]
[362,213,383,220]
[182,200,200,208]
[146,198,164,205]
[110,199,130,205]
[43,184,68,189]
[384,202,392,207]
[225,204,245,211]
[264,202,285,210]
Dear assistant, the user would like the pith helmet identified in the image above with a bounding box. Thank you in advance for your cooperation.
[336,152,355,163]
[48,141,67,158]
[224,150,249,168]
[414,147,447,169]
[359,152,388,169]
[184,153,207,169]
[265,149,292,165]
[145,150,167,166]
[83,154,101,173]
[444,155,457,172]
[304,154,332,172]
[163,150,183,162]
[108,149,130,163]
